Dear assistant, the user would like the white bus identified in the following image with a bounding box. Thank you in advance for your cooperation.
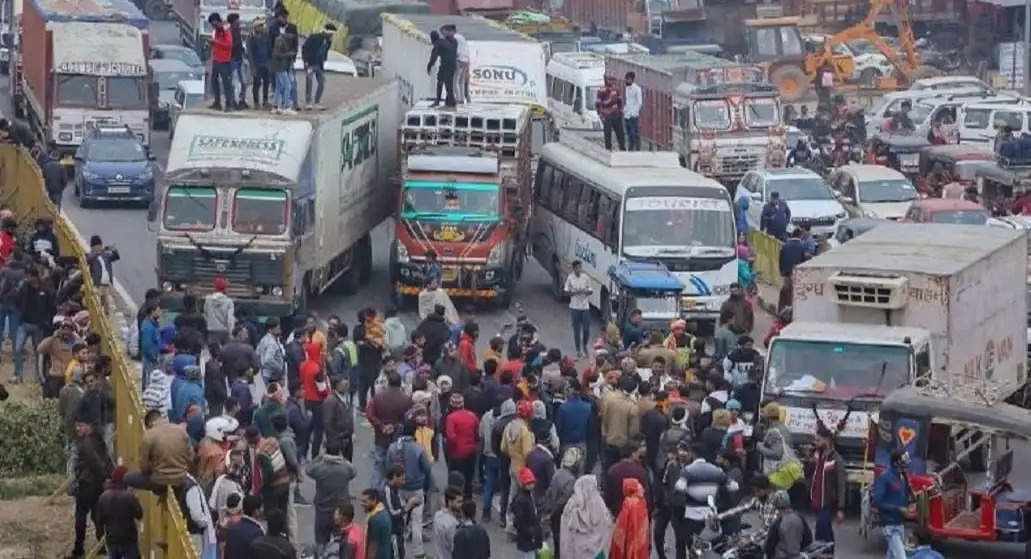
[531,130,738,327]
[546,52,605,131]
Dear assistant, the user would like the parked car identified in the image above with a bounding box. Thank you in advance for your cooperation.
[910,75,991,94]
[169,80,205,139]
[293,48,358,75]
[735,167,847,237]
[902,198,990,224]
[827,164,918,220]
[150,59,203,129]
[150,43,205,75]
[73,126,156,207]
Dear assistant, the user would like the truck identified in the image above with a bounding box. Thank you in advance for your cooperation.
[171,0,264,58]
[381,12,547,109]
[389,101,533,307]
[604,52,786,185]
[14,0,151,167]
[155,75,402,317]
[763,223,1028,486]
[0,0,20,74]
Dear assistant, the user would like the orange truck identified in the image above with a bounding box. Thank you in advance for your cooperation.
[389,101,534,308]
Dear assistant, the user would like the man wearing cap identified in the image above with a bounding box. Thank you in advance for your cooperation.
[96,465,143,559]
[873,449,913,559]
[205,278,236,345]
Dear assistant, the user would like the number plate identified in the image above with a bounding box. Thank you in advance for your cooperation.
[442,267,458,282]
[107,186,130,194]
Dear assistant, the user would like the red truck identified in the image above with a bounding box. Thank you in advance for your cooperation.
[15,0,151,166]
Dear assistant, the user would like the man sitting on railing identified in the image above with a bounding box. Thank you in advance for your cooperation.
[124,408,194,497]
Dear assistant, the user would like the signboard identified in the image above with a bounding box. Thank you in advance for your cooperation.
[782,405,874,439]
[338,105,379,216]
[624,196,731,212]
[188,135,285,164]
[467,41,547,107]
[56,61,145,76]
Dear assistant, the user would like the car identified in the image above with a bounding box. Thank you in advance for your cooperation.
[735,168,848,237]
[827,216,891,247]
[806,35,893,87]
[150,44,205,75]
[169,80,205,138]
[910,75,991,93]
[902,198,990,224]
[150,59,203,130]
[73,126,155,207]
[827,164,918,220]
[293,48,358,75]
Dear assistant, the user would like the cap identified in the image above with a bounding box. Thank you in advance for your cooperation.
[89,235,102,247]
[516,399,533,419]
[214,277,228,292]
[671,319,687,332]
[110,465,127,486]
[518,467,536,485]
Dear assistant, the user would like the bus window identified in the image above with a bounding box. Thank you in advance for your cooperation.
[536,163,553,202]
[608,199,620,246]
[548,168,567,210]
[579,186,600,230]
[562,81,575,106]
[562,178,583,218]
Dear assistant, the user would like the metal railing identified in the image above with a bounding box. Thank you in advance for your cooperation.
[748,229,784,289]
[0,145,198,559]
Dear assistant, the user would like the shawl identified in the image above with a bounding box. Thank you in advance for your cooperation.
[609,478,649,559]
[560,475,613,559]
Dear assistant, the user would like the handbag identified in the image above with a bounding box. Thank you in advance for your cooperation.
[768,432,804,489]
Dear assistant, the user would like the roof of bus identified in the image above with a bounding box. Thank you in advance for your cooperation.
[540,141,728,197]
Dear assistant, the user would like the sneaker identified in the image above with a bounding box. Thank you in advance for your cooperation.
[282,108,297,115]
[429,101,440,108]
[304,104,313,111]
[272,108,281,114]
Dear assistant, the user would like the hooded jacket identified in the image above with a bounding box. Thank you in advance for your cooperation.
[211,24,233,64]
[444,406,478,460]
[556,394,590,446]
[300,343,329,402]
[323,390,354,452]
[306,453,356,513]
[501,415,534,473]
[256,332,286,382]
[170,375,204,424]
[204,291,235,334]
[416,313,451,365]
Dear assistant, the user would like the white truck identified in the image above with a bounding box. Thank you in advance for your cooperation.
[381,12,547,108]
[763,223,1028,485]
[171,0,264,58]
[155,75,402,318]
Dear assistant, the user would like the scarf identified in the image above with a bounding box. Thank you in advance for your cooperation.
[560,475,613,559]
[610,478,649,559]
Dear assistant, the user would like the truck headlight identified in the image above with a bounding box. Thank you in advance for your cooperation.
[137,167,153,181]
[395,242,409,264]
[487,245,503,266]
[271,286,283,297]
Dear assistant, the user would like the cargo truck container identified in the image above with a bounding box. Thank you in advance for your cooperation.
[171,0,264,58]
[381,12,547,108]
[15,0,151,168]
[605,52,786,184]
[155,76,402,317]
[763,223,1028,486]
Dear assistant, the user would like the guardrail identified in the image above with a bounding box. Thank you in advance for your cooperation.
[749,229,783,289]
[0,145,198,559]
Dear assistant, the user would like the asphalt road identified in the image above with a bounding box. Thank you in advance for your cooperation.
[4,20,1028,557]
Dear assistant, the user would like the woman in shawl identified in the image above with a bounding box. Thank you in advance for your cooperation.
[610,478,649,559]
[561,475,613,559]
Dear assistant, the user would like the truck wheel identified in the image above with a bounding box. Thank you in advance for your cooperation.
[358,235,373,285]
[771,65,809,102]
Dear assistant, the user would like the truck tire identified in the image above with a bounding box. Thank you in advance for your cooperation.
[357,235,373,285]
[771,65,809,102]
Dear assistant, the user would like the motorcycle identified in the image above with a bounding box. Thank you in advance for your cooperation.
[690,497,764,559]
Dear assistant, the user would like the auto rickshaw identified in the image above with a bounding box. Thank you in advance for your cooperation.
[866,132,931,183]
[917,144,996,197]
[861,385,1031,556]
[606,260,685,332]
[975,137,1031,215]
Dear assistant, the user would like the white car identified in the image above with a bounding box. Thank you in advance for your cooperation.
[293,49,358,76]
[827,164,918,220]
[910,75,991,93]
[169,80,205,138]
[735,168,847,237]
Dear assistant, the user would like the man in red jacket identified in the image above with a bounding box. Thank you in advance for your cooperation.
[300,342,329,456]
[457,321,478,374]
[208,12,234,111]
[444,392,478,499]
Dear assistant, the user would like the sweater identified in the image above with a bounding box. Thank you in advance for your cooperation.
[306,454,356,513]
[96,486,143,544]
[443,408,478,460]
[211,26,233,63]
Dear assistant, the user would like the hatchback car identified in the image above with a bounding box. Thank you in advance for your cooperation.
[150,44,205,75]
[73,126,155,207]
[169,79,205,138]
[827,164,918,220]
[150,59,203,129]
[902,198,990,225]
[735,168,847,236]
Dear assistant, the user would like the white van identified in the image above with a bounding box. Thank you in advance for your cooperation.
[546,52,605,130]
[957,102,1031,146]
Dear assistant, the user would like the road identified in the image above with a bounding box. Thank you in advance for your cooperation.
[6,20,1028,557]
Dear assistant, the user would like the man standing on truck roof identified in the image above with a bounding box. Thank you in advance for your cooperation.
[452,26,471,104]
[208,13,234,112]
[427,25,458,108]
[597,76,625,151]
[302,23,337,111]
[623,72,642,152]
[248,18,272,109]
[227,13,247,110]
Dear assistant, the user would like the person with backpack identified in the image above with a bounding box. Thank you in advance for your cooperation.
[385,422,434,558]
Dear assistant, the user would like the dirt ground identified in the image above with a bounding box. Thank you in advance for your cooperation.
[0,495,76,558]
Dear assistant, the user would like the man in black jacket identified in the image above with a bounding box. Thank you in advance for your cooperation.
[250,509,295,558]
[96,465,143,559]
[86,235,119,314]
[72,419,113,559]
[302,23,336,109]
[454,500,490,559]
[225,495,265,559]
[426,25,458,107]
[14,268,54,385]
[227,13,247,109]
[415,304,451,366]
[323,377,354,460]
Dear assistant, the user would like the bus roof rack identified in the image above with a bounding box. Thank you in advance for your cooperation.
[558,128,681,168]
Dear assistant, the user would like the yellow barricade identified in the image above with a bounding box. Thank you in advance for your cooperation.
[282,0,349,53]
[0,145,198,559]
[749,229,784,289]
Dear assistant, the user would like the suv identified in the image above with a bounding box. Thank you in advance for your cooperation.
[735,167,847,237]
[73,126,156,207]
[827,164,918,220]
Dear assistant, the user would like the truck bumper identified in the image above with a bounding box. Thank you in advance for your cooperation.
[160,293,293,318]
[394,261,508,298]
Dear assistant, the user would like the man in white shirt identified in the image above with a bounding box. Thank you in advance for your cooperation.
[453,30,471,104]
[624,71,643,151]
[563,260,593,358]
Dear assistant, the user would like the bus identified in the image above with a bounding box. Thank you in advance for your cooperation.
[546,52,605,131]
[531,130,738,328]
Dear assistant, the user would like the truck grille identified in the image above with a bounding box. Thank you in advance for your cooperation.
[161,249,284,297]
[719,154,761,175]
[656,255,735,272]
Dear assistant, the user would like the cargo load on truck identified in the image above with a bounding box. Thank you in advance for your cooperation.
[604,52,786,184]
[381,12,547,107]
[390,100,533,307]
[763,222,1028,484]
[157,75,402,317]
[16,0,151,158]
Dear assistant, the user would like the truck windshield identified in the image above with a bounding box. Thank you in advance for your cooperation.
[401,181,499,221]
[694,100,732,130]
[233,188,289,235]
[744,98,779,128]
[859,179,917,203]
[622,195,735,253]
[165,186,217,231]
[766,339,909,399]
[108,76,147,109]
[57,75,98,106]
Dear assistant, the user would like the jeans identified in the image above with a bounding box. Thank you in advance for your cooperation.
[305,399,324,459]
[305,66,325,105]
[230,60,245,104]
[654,506,689,559]
[882,524,907,559]
[625,117,640,151]
[482,455,499,518]
[498,457,512,519]
[815,504,835,543]
[252,65,270,105]
[0,304,20,353]
[603,115,625,150]
[400,488,424,557]
[107,542,140,559]
[371,445,387,489]
[210,62,233,109]
[13,323,44,382]
[274,71,293,109]
[449,455,475,499]
[74,483,104,555]
[570,308,590,353]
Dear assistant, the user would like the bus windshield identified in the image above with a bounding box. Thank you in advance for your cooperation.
[164,186,217,231]
[766,339,910,399]
[622,196,735,254]
[401,181,499,221]
[694,100,732,130]
[233,188,288,235]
